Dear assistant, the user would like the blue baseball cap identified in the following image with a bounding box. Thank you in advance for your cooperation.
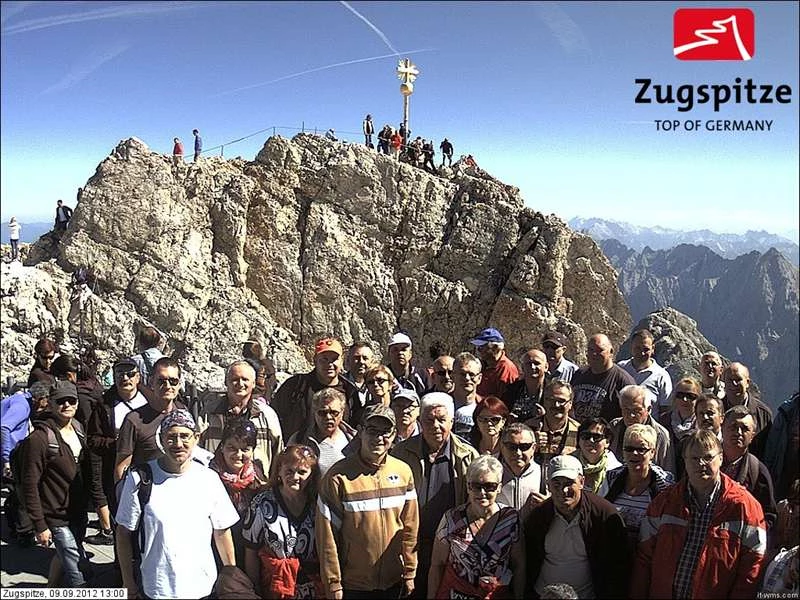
[470,327,505,346]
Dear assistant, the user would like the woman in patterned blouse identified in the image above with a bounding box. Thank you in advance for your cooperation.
[242,444,321,599]
[428,455,525,599]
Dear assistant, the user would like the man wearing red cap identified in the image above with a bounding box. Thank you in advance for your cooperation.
[271,338,358,439]
[470,328,519,398]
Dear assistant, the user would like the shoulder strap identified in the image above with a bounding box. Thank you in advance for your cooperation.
[135,462,153,508]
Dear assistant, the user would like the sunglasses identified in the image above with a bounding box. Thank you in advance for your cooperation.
[478,416,503,425]
[157,377,181,387]
[503,441,534,452]
[38,353,55,361]
[364,426,395,439]
[115,369,138,380]
[366,378,389,386]
[435,369,453,377]
[55,396,78,406]
[580,432,606,443]
[468,481,500,493]
[316,409,341,418]
[542,342,560,350]
[675,391,698,401]
[459,371,480,380]
[623,446,651,455]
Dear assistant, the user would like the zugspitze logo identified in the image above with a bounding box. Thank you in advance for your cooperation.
[674,8,755,61]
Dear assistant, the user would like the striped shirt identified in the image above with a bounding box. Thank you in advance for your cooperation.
[673,479,722,599]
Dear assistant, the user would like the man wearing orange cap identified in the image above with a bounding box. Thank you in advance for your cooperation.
[271,338,358,439]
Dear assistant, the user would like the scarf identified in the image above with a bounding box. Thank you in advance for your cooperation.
[581,452,609,494]
[212,452,257,512]
[670,410,696,440]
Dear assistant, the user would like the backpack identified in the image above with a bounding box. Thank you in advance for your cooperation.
[113,462,154,557]
[7,421,83,534]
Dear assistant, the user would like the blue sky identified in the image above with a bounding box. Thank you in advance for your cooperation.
[2,1,798,240]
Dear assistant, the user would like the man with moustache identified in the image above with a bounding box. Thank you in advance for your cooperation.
[721,405,777,528]
[503,348,548,423]
[345,342,375,413]
[116,410,238,599]
[271,338,358,438]
[392,393,478,598]
[115,357,188,480]
[198,360,283,477]
[617,329,673,418]
[542,331,578,382]
[317,405,419,599]
[699,351,726,400]
[571,333,635,423]
[524,454,629,598]
[695,394,725,439]
[722,362,772,459]
[631,429,767,598]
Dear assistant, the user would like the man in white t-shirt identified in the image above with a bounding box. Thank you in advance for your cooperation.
[116,409,239,599]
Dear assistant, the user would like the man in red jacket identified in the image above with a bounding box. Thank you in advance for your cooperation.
[631,428,767,598]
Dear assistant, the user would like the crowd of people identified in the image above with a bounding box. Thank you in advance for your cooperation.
[1,323,798,599]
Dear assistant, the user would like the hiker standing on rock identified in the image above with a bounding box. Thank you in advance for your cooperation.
[193,129,202,162]
[362,114,374,147]
[172,137,184,166]
[8,216,20,261]
[54,200,73,232]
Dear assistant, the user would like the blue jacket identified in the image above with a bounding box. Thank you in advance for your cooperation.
[0,391,32,463]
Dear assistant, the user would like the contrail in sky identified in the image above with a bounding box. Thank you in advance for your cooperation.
[532,2,591,54]
[213,49,432,98]
[339,1,400,55]
[2,1,217,35]
[41,41,130,95]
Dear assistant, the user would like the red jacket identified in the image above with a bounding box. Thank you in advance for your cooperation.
[630,474,766,599]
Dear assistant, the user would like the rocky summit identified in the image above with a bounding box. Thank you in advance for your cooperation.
[1,134,630,389]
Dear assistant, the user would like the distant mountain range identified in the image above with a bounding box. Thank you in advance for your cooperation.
[1,221,52,244]
[601,239,799,409]
[569,217,799,265]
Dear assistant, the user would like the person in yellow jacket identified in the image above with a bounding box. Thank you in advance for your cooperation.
[316,404,418,599]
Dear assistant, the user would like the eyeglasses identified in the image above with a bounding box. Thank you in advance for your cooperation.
[468,481,500,493]
[675,391,698,401]
[55,396,78,406]
[115,369,138,380]
[157,377,181,387]
[580,432,606,443]
[364,426,395,439]
[38,353,55,361]
[503,441,534,452]
[687,452,720,465]
[478,416,504,426]
[623,446,651,455]
[165,432,194,445]
[366,378,389,386]
[316,409,341,418]
[435,369,453,377]
[542,342,559,350]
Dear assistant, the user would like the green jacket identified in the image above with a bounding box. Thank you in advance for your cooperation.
[391,433,479,507]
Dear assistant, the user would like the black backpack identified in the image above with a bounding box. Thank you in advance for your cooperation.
[6,421,83,535]
[114,462,154,556]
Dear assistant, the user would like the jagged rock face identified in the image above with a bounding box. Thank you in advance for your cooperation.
[3,135,630,388]
[605,240,799,408]
[618,307,726,384]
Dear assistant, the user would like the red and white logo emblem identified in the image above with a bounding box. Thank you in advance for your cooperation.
[674,8,755,61]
